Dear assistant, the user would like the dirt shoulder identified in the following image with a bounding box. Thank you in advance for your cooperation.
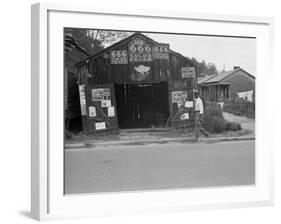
[65,126,254,149]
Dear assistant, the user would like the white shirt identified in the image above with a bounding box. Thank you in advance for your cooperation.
[194,97,204,114]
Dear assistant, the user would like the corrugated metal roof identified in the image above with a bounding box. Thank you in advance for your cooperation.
[204,69,239,83]
[197,74,218,84]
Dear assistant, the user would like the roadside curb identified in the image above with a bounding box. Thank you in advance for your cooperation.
[65,136,255,150]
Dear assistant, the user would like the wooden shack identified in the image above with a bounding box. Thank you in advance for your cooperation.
[75,32,197,134]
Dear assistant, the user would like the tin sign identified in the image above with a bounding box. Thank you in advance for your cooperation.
[172,91,188,103]
[92,88,111,101]
[181,67,196,78]
[152,44,169,60]
[110,50,128,64]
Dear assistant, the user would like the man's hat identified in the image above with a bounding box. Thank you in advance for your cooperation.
[193,89,199,94]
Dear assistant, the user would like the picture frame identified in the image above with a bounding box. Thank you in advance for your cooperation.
[31,2,274,221]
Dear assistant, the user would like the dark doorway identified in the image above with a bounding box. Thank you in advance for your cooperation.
[65,72,82,134]
[115,82,169,129]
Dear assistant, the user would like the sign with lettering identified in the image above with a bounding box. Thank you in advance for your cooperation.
[110,50,128,64]
[101,100,111,108]
[79,85,87,115]
[92,88,111,101]
[95,122,106,130]
[172,91,188,103]
[152,44,169,60]
[181,113,189,120]
[185,101,194,108]
[108,106,115,117]
[128,37,152,62]
[89,106,96,117]
[181,67,196,78]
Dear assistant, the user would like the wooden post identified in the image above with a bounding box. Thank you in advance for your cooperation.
[78,85,88,134]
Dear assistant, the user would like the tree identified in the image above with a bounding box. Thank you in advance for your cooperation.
[187,57,218,77]
[64,28,133,55]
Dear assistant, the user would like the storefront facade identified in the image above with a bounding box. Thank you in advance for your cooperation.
[75,33,197,134]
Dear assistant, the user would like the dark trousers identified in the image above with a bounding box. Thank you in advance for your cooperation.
[194,112,209,139]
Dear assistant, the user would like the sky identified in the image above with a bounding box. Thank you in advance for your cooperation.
[144,32,256,76]
[100,30,256,76]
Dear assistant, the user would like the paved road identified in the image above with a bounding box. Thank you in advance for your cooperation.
[64,141,255,194]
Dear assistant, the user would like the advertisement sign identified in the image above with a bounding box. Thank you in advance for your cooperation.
[152,44,169,60]
[128,37,153,62]
[79,85,87,115]
[181,113,189,120]
[172,91,188,103]
[108,106,115,117]
[101,100,111,108]
[89,106,96,117]
[185,101,194,108]
[181,67,196,78]
[92,88,111,101]
[95,122,106,130]
[130,64,152,82]
[110,50,128,64]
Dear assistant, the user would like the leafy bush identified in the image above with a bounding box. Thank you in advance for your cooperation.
[202,116,228,133]
[226,122,242,131]
[202,102,241,133]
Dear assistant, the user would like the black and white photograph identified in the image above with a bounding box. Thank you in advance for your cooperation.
[64,28,256,195]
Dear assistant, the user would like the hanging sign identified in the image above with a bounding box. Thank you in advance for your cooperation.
[152,44,169,60]
[92,88,111,101]
[110,50,128,64]
[128,37,152,62]
[79,85,87,115]
[185,101,194,108]
[181,67,196,78]
[172,91,188,103]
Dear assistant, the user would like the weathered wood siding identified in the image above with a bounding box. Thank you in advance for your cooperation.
[76,33,197,133]
[83,34,193,84]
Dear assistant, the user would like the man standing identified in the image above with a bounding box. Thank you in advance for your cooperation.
[193,89,208,140]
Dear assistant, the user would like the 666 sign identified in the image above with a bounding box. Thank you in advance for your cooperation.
[110,50,128,64]
[129,44,152,52]
[129,40,153,62]
[152,44,169,60]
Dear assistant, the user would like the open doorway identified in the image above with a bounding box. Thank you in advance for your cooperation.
[115,82,169,129]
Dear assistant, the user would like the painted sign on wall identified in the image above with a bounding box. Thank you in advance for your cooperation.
[130,64,152,81]
[152,44,169,60]
[128,37,153,62]
[110,50,128,64]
